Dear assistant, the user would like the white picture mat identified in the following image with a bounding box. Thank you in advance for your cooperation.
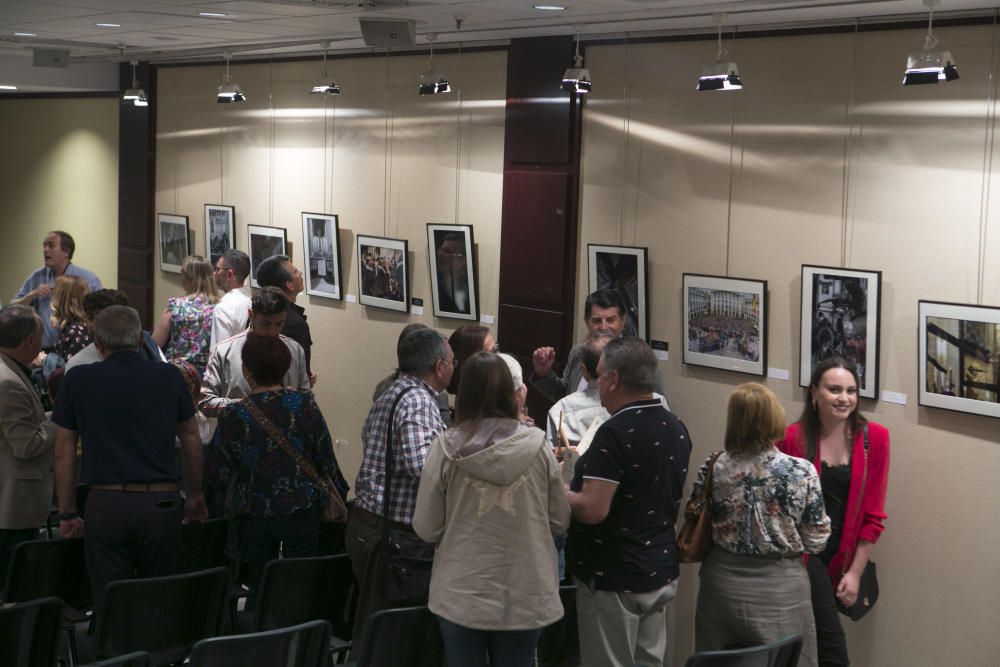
[302,213,341,300]
[427,223,478,321]
[683,273,767,376]
[247,224,287,288]
[357,235,409,312]
[918,300,1000,419]
[587,243,648,340]
[158,213,188,274]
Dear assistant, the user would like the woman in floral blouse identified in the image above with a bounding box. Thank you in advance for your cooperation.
[51,275,92,360]
[691,383,830,667]
[153,255,219,375]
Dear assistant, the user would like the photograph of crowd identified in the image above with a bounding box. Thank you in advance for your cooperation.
[357,235,408,312]
[303,213,341,300]
[919,300,1000,418]
[800,265,881,399]
[205,204,235,267]
[683,274,767,376]
[428,224,478,320]
[158,213,189,274]
[588,244,648,340]
[247,224,287,288]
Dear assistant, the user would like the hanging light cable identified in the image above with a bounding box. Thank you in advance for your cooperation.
[419,33,451,95]
[311,40,342,95]
[903,0,959,85]
[697,14,743,91]
[122,58,148,107]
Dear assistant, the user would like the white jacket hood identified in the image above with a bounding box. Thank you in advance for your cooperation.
[442,418,543,486]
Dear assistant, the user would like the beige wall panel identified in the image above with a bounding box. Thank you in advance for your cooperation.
[584,26,1000,667]
[155,50,506,486]
[0,98,118,303]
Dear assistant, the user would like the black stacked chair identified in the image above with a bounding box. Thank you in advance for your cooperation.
[94,567,231,666]
[189,619,332,667]
[179,518,230,573]
[683,634,803,667]
[343,605,445,667]
[537,584,580,667]
[90,651,153,666]
[0,596,64,667]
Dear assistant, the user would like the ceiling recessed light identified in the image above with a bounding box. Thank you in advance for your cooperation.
[95,23,121,28]
[13,32,37,37]
[198,12,228,18]
[0,85,19,90]
[534,5,566,10]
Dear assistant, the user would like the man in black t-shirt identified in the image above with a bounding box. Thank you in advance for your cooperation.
[566,337,692,667]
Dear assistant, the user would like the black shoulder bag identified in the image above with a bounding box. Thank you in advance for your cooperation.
[836,423,879,621]
[373,386,436,605]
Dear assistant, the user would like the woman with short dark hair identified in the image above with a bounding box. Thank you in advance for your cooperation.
[691,383,830,667]
[205,332,348,600]
[414,351,569,667]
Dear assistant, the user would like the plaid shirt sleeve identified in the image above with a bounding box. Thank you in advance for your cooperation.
[393,391,443,480]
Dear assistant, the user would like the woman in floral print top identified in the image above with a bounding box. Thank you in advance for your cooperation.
[50,275,92,360]
[152,255,219,376]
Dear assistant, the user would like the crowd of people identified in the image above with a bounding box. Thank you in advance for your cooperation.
[0,231,892,667]
[359,249,405,302]
[687,311,760,361]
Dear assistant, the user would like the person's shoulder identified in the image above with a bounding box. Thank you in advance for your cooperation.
[864,420,889,440]
[278,333,304,353]
[217,330,247,351]
[66,264,100,281]
[24,266,47,281]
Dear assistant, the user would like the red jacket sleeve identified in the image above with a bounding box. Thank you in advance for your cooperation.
[858,421,890,544]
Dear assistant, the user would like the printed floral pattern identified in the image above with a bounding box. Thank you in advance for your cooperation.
[164,295,215,375]
[55,320,92,360]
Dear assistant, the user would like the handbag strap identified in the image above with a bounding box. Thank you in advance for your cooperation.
[701,451,723,502]
[381,385,420,538]
[841,423,869,577]
[243,394,335,496]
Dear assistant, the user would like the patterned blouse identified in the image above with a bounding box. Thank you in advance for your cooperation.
[206,390,349,520]
[55,320,92,360]
[163,295,215,375]
[688,448,830,557]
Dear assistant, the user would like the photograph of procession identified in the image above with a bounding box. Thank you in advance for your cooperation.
[683,274,767,376]
[588,244,648,340]
[357,234,409,312]
[205,204,235,267]
[303,213,342,300]
[157,213,189,274]
[799,265,881,399]
[919,300,1000,418]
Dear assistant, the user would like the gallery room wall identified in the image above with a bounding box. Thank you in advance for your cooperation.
[154,49,507,480]
[579,22,1000,667]
[0,97,119,303]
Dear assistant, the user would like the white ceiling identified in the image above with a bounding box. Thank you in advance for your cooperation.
[0,0,994,90]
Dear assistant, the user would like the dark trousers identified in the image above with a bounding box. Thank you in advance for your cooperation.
[807,555,850,666]
[84,490,183,614]
[438,617,542,667]
[239,506,320,605]
[0,527,37,587]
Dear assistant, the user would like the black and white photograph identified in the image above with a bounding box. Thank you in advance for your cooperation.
[919,300,1000,419]
[247,224,288,288]
[683,273,767,376]
[357,234,409,312]
[427,223,478,320]
[800,265,882,399]
[157,213,189,274]
[205,204,235,267]
[587,243,649,340]
[302,212,342,300]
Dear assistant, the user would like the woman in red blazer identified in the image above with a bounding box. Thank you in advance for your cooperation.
[778,357,889,666]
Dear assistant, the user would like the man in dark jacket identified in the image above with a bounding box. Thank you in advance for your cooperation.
[256,254,314,385]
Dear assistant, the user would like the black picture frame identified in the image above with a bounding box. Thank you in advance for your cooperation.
[157,213,189,274]
[427,223,478,321]
[205,204,235,267]
[587,243,649,340]
[302,212,342,300]
[682,273,768,376]
[247,224,288,288]
[357,234,409,312]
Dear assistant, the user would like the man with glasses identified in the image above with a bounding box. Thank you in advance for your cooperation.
[210,249,251,353]
[256,254,314,385]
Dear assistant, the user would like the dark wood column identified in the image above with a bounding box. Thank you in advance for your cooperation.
[496,36,584,422]
[117,61,156,327]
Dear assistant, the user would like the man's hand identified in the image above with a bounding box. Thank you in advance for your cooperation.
[310,372,318,388]
[59,517,85,539]
[532,346,556,378]
[35,283,52,300]
[183,492,209,524]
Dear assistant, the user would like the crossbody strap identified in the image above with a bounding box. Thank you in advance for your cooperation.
[701,451,723,503]
[841,423,869,577]
[381,385,420,534]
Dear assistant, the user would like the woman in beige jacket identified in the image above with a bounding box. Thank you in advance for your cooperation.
[414,351,570,667]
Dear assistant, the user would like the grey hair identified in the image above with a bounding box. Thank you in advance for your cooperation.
[93,305,142,352]
[601,337,657,393]
[0,305,41,348]
[398,328,449,376]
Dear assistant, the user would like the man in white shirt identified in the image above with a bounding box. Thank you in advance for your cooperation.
[210,249,251,352]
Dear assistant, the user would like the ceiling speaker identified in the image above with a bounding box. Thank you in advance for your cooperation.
[33,48,70,68]
[359,18,416,49]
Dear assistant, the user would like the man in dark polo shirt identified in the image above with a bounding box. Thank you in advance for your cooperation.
[566,337,692,667]
[256,254,314,385]
[52,305,208,612]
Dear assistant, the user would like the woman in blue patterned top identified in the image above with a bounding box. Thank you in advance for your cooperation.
[206,333,348,601]
[690,383,830,667]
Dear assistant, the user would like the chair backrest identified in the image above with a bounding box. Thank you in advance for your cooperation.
[93,651,153,667]
[0,596,63,667]
[683,634,803,667]
[179,518,230,573]
[352,605,444,667]
[3,538,91,609]
[95,566,231,665]
[537,585,579,667]
[189,619,332,667]
[253,554,357,640]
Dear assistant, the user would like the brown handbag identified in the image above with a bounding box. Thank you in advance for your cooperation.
[676,452,722,563]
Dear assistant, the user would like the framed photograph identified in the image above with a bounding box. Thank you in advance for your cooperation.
[682,273,767,376]
[587,244,649,340]
[205,204,235,267]
[427,223,478,320]
[919,300,1000,419]
[799,265,882,399]
[302,213,342,300]
[157,213,189,274]
[247,225,288,288]
[357,234,409,312]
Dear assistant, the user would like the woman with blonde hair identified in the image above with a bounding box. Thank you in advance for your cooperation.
[51,274,92,361]
[153,255,219,375]
[691,383,830,666]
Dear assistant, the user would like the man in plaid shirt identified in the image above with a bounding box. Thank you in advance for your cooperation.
[347,327,455,639]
